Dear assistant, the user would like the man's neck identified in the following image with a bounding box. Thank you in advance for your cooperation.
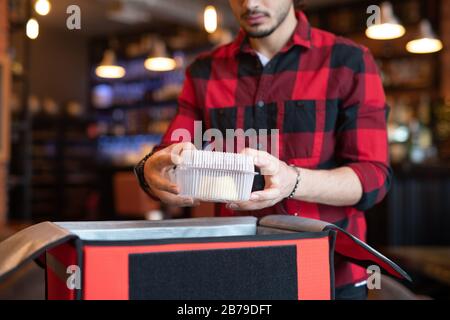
[249,8,298,59]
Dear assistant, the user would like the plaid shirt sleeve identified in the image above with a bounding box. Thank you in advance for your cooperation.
[335,46,392,211]
[155,66,203,151]
[134,66,201,200]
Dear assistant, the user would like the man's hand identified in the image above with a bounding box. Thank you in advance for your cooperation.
[144,142,200,207]
[227,148,297,211]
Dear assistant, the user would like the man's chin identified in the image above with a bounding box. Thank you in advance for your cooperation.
[244,25,276,38]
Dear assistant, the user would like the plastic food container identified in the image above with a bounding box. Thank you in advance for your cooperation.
[174,150,256,202]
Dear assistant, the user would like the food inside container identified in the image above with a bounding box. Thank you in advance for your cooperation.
[174,150,256,202]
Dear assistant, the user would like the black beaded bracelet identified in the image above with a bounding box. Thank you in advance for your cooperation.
[287,165,301,199]
[133,149,156,196]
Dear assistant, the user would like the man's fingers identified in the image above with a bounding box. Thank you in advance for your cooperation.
[152,152,180,168]
[227,200,275,211]
[147,173,179,194]
[167,196,198,207]
[240,148,259,157]
[170,141,197,153]
[249,188,281,201]
[152,142,197,167]
[153,189,198,207]
[174,197,198,207]
[169,142,197,164]
[256,158,279,175]
[241,148,279,175]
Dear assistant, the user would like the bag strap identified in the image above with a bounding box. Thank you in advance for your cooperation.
[259,215,411,282]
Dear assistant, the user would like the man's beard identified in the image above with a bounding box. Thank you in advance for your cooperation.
[242,4,292,38]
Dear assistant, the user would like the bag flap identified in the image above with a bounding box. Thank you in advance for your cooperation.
[259,215,411,282]
[0,222,77,281]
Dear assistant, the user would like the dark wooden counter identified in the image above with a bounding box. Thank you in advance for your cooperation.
[385,246,450,286]
[367,162,450,247]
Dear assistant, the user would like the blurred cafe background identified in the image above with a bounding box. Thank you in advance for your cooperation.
[0,0,449,299]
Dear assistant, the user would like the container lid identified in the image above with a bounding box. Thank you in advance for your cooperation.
[178,150,256,174]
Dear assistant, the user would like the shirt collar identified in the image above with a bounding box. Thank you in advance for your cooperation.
[232,10,312,56]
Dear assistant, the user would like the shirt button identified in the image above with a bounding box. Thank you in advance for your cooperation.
[257,101,264,108]
[294,212,299,216]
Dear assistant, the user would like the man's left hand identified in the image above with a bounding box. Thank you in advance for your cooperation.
[227,148,297,211]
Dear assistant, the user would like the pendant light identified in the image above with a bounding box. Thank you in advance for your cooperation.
[204,5,218,34]
[144,39,177,72]
[26,18,39,40]
[95,49,126,79]
[366,2,405,40]
[35,0,51,16]
[406,20,443,54]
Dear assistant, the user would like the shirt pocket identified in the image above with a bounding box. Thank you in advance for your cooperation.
[282,99,338,166]
[206,106,238,151]
[208,106,237,135]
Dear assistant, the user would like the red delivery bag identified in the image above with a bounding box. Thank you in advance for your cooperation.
[0,215,410,300]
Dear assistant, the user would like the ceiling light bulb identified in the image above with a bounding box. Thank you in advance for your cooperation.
[95,50,126,79]
[365,2,405,40]
[406,38,443,54]
[26,18,39,40]
[144,57,177,72]
[366,23,405,40]
[144,39,176,72]
[35,0,51,16]
[204,5,218,34]
[406,20,443,54]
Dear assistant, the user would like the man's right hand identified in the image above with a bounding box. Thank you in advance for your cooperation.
[143,142,199,207]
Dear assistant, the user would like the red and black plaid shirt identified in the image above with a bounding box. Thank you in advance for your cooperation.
[155,11,392,288]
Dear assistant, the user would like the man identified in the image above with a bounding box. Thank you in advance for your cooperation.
[135,0,391,300]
